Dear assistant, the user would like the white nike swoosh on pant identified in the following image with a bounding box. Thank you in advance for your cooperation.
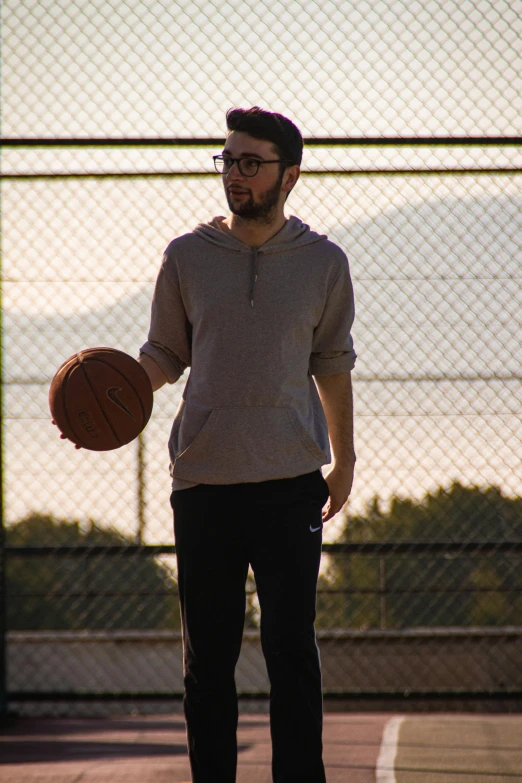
[310,525,322,532]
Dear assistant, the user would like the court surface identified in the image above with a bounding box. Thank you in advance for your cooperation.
[1,712,521,782]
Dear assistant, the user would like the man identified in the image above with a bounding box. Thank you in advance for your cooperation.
[138,107,356,783]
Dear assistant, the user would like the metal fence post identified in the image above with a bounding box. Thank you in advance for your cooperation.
[0,203,7,723]
[379,555,387,630]
[137,431,146,546]
[0,492,6,724]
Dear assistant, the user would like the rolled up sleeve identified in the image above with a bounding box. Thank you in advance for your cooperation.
[139,250,191,384]
[309,252,357,376]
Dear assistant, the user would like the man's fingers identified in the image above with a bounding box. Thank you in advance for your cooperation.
[322,500,345,522]
[322,504,334,522]
[55,425,82,449]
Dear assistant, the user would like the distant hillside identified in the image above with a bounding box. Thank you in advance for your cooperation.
[5,192,522,384]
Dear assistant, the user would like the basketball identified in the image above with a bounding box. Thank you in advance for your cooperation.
[49,347,153,451]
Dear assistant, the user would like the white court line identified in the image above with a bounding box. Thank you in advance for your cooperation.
[376,716,405,783]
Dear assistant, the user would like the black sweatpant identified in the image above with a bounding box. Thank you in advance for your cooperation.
[170,468,330,783]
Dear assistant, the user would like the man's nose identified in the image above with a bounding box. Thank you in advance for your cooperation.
[225,161,244,180]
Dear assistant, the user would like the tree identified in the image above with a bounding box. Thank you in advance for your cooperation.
[316,483,522,630]
[6,513,181,631]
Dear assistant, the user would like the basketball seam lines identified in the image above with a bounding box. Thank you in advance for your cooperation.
[61,362,78,443]
[80,359,122,447]
[88,355,149,426]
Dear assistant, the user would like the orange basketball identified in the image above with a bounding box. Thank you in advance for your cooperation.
[49,347,153,451]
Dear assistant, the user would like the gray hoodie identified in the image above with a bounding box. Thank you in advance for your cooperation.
[139,215,356,490]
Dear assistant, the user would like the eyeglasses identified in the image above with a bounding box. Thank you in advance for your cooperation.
[213,155,289,177]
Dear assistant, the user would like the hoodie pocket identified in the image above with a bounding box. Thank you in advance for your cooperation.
[173,406,327,484]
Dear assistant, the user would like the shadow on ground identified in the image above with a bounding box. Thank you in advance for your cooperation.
[0,718,254,764]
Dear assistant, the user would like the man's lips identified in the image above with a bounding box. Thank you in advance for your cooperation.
[228,188,249,196]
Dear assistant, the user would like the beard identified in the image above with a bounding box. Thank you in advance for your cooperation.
[225,169,285,223]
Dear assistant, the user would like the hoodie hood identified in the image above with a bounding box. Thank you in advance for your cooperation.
[193,216,327,307]
[193,215,327,254]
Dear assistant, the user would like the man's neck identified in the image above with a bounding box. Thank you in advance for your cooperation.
[222,213,287,248]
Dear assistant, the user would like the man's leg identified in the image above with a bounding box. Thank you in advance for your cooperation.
[246,470,330,783]
[171,485,250,783]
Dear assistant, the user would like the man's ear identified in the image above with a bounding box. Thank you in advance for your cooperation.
[283,165,300,194]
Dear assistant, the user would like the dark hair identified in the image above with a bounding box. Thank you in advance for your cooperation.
[225,106,303,168]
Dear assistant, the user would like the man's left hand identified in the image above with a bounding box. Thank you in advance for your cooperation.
[322,462,355,522]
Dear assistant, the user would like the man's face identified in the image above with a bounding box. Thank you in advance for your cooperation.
[221,131,287,222]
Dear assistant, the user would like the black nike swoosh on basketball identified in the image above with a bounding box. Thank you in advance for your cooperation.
[106,387,135,418]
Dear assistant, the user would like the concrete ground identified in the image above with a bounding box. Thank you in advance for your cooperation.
[1,712,521,782]
[395,714,522,782]
[0,712,387,782]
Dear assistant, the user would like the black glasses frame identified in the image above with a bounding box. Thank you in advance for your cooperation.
[213,155,290,177]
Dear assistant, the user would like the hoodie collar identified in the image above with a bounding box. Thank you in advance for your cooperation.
[193,215,326,255]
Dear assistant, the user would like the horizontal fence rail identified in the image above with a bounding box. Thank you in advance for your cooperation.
[2,136,522,146]
[5,541,522,556]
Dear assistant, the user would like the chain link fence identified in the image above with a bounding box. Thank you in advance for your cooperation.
[2,0,522,715]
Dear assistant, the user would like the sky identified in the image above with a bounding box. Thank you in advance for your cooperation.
[3,0,522,138]
[2,0,522,546]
